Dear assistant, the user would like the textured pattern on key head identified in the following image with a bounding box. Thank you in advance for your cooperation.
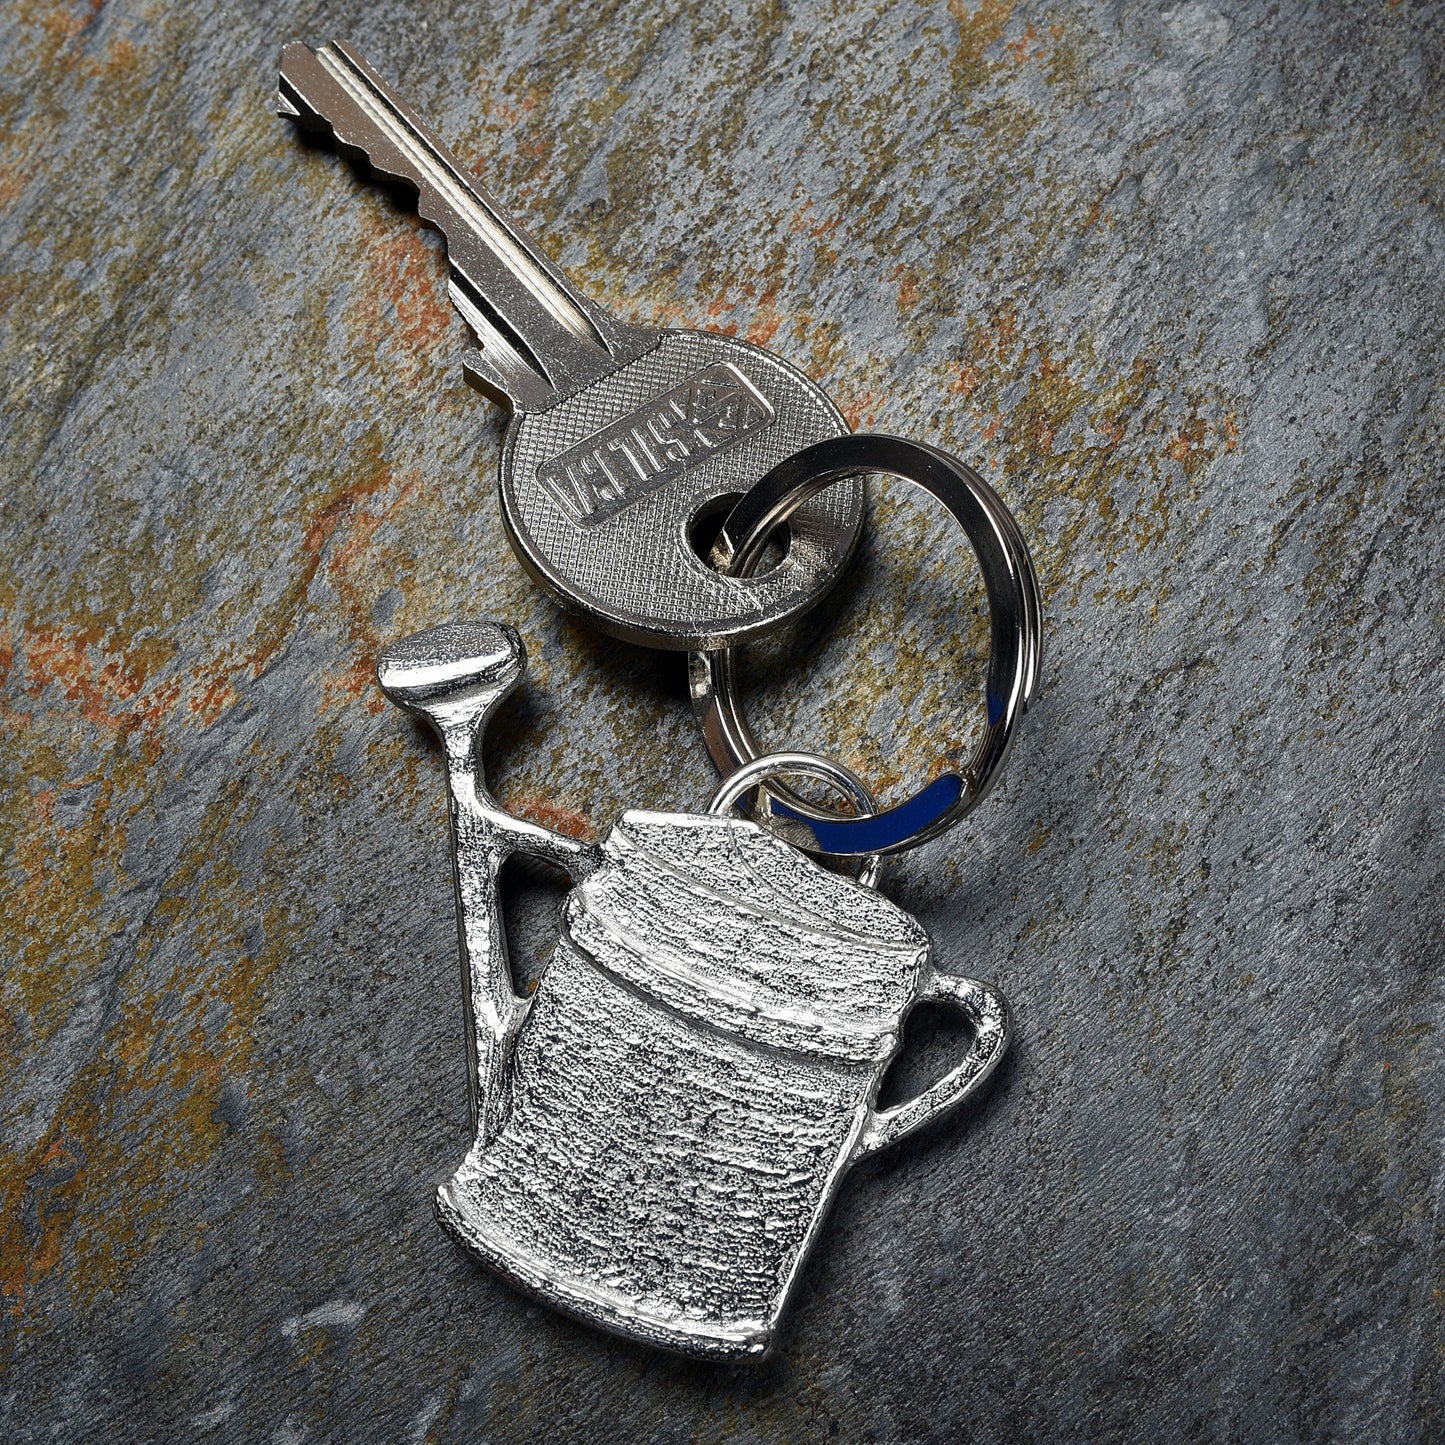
[502,330,863,648]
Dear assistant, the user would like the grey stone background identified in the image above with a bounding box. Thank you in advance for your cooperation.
[2,0,1442,1439]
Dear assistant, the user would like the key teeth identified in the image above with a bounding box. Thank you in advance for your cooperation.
[277,39,658,416]
[277,50,336,137]
[279,66,393,182]
[279,40,446,201]
[460,349,520,411]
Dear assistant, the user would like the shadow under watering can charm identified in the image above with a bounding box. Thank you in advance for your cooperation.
[379,617,1018,1359]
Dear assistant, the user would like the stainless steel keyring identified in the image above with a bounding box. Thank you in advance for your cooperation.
[690,433,1043,858]
[708,750,885,889]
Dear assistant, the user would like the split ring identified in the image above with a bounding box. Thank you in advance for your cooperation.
[690,433,1043,857]
[707,750,884,889]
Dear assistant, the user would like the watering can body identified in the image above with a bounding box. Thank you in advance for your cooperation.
[376,621,1009,1359]
[438,809,1007,1358]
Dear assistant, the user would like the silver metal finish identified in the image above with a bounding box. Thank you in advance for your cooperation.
[500,332,862,650]
[377,619,1011,1359]
[691,433,1044,856]
[279,41,863,649]
[375,621,599,1138]
[278,40,650,407]
[707,749,885,890]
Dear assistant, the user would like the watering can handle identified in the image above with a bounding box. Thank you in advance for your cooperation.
[855,973,1011,1159]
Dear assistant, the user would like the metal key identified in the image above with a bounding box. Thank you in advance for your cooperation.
[278,40,863,650]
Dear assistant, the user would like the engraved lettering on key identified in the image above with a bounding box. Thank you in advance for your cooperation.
[535,364,776,526]
[278,41,863,649]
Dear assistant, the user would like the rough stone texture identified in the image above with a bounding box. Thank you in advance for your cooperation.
[1,0,1442,1439]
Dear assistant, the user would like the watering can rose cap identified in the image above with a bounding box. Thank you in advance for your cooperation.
[376,620,525,708]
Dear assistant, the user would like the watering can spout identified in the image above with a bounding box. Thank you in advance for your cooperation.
[377,621,599,1141]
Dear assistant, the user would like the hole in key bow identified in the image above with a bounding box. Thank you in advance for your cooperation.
[688,491,790,576]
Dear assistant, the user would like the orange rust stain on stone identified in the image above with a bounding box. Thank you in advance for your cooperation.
[940,299,1242,618]
[349,211,457,375]
[1005,21,1047,65]
[5,0,76,79]
[6,441,417,742]
[104,36,136,72]
[241,434,402,693]
[0,777,296,1318]
[0,166,32,209]
[1163,401,1236,478]
[19,4,139,91]
[637,275,795,352]
[950,362,981,396]
[975,304,1021,363]
[789,203,844,269]
[473,89,542,140]
[18,623,180,735]
[317,468,422,715]
[1164,420,1204,464]
[510,798,595,842]
[3,713,141,1033]
[700,285,742,337]
[0,1125,92,1318]
[841,389,884,431]
[188,676,239,728]
[39,0,103,52]
[949,0,1017,86]
[742,280,786,349]
[790,203,843,240]
[1,743,130,1306]
[745,313,783,348]
[892,264,921,313]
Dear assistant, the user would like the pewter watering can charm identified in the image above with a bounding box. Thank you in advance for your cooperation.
[378,620,1011,1359]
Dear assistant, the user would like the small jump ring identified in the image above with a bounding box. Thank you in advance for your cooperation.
[690,433,1043,858]
[707,750,884,889]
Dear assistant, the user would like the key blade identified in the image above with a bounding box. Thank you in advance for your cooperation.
[278,40,654,411]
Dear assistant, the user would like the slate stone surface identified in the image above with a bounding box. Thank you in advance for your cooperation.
[2,0,1442,1439]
